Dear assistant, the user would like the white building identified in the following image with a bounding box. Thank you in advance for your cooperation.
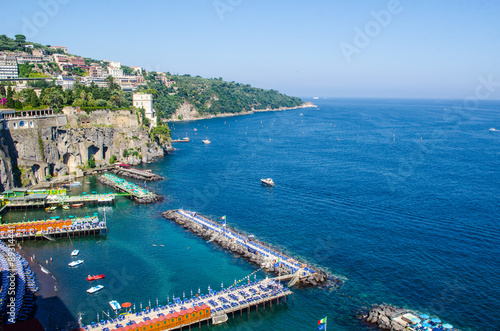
[55,75,75,90]
[108,67,123,78]
[0,55,18,79]
[133,93,156,127]
[108,61,120,69]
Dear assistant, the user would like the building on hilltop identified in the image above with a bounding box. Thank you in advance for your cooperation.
[108,67,123,78]
[32,49,47,57]
[133,93,157,127]
[0,54,18,79]
[108,61,120,69]
[69,56,86,68]
[131,66,142,74]
[89,63,105,78]
[49,46,68,53]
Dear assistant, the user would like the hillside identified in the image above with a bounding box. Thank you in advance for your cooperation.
[0,34,307,121]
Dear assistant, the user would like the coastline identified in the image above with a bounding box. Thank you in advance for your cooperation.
[164,102,317,123]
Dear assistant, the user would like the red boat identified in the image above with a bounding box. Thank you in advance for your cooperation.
[86,274,105,281]
[72,203,84,208]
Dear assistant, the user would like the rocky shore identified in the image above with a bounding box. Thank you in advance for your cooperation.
[359,305,408,331]
[162,210,342,288]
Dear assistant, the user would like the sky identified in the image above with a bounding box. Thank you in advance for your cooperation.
[1,0,500,99]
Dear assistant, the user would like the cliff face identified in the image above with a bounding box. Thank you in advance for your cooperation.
[0,107,172,188]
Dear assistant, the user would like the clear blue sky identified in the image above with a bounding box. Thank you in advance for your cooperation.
[2,0,500,99]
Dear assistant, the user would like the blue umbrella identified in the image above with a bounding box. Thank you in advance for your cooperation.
[431,318,442,324]
[420,314,430,319]
[442,324,453,329]
[411,317,421,324]
[422,322,432,328]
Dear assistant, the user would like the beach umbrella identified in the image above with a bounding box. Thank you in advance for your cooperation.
[420,314,430,319]
[422,322,432,328]
[411,317,421,324]
[121,302,132,308]
[431,318,442,324]
[442,324,453,329]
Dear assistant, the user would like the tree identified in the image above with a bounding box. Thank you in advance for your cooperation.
[105,76,118,91]
[6,86,14,108]
[109,154,117,164]
[87,155,96,169]
[15,34,26,43]
[29,90,40,107]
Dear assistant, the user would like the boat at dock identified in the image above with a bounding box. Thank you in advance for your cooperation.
[71,249,79,256]
[68,260,84,267]
[87,285,104,294]
[72,203,84,208]
[62,205,70,210]
[64,182,82,187]
[172,137,190,143]
[261,178,275,186]
[87,274,105,281]
[109,300,121,310]
[203,138,211,144]
[45,206,57,212]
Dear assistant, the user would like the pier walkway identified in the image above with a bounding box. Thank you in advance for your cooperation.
[177,210,315,278]
[98,174,162,204]
[47,193,117,206]
[83,278,292,331]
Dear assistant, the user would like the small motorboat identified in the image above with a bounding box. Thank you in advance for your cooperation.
[71,250,79,256]
[72,203,84,208]
[87,285,104,294]
[68,260,84,267]
[45,206,57,213]
[261,178,275,186]
[64,182,82,187]
[109,300,121,310]
[203,138,211,144]
[87,274,105,281]
[62,205,70,210]
[490,127,498,132]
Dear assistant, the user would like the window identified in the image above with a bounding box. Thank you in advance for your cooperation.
[192,313,195,318]
[199,312,202,316]
[19,120,25,127]
[185,314,188,319]
[171,319,174,322]
[178,318,181,321]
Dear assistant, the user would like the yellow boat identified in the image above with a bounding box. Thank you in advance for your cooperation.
[45,206,57,213]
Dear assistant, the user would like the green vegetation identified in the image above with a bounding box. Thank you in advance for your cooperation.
[87,155,96,169]
[150,124,171,145]
[18,63,33,77]
[141,73,302,119]
[109,154,117,164]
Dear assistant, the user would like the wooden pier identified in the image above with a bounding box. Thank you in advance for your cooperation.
[83,278,292,331]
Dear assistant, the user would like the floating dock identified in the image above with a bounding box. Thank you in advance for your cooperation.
[83,278,292,331]
[162,209,336,288]
[98,173,162,204]
[0,215,107,241]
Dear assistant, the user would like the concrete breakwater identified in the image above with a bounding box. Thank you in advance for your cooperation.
[111,167,164,181]
[163,209,341,288]
[97,175,163,204]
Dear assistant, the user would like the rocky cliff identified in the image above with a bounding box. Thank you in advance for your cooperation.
[0,107,172,189]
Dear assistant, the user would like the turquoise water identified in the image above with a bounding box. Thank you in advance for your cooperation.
[6,98,500,330]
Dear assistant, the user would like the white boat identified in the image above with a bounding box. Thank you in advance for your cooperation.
[64,182,82,187]
[490,128,498,132]
[203,138,211,144]
[313,96,319,100]
[193,128,198,131]
[261,178,275,186]
[109,300,121,310]
[299,113,303,116]
[71,250,79,256]
[41,267,50,274]
[68,260,84,267]
[87,285,104,294]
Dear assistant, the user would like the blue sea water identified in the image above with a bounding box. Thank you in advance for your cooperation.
[6,98,500,330]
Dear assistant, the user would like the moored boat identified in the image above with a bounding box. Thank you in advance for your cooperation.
[62,205,70,210]
[203,138,211,144]
[87,285,104,294]
[109,300,121,310]
[261,178,275,186]
[68,260,84,267]
[45,206,57,213]
[72,203,84,208]
[86,274,105,281]
[71,250,79,256]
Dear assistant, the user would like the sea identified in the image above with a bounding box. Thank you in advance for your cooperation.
[4,98,499,331]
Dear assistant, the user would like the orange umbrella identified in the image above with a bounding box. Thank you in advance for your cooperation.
[121,302,132,308]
